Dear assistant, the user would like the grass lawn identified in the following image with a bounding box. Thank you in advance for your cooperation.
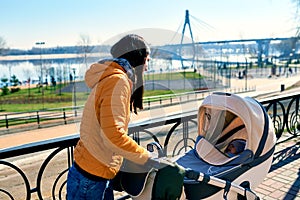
[145,71,203,80]
[0,72,200,112]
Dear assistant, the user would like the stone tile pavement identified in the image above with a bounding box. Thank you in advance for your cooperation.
[255,138,300,200]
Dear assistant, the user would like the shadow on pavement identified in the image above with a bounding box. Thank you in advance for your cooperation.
[271,142,300,200]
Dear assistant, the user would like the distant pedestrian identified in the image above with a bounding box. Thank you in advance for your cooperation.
[279,66,282,76]
[242,69,246,78]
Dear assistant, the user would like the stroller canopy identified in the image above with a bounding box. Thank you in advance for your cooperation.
[197,92,276,159]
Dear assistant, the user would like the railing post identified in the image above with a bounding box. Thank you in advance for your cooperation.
[36,111,40,126]
[5,114,8,129]
[63,108,67,124]
[72,105,77,118]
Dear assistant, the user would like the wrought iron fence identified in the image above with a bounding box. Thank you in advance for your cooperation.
[261,92,300,142]
[0,106,83,131]
[0,86,255,134]
[0,92,299,200]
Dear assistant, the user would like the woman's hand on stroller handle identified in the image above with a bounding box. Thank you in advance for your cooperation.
[145,157,172,170]
[119,157,174,173]
[184,168,201,180]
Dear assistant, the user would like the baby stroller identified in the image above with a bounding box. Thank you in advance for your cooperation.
[175,92,276,199]
[114,92,276,200]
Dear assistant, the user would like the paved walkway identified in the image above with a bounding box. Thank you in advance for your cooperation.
[0,74,299,200]
[254,135,300,200]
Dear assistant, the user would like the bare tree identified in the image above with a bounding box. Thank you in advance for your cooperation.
[292,0,300,36]
[77,34,94,73]
[22,68,33,97]
[56,63,63,95]
[0,36,7,55]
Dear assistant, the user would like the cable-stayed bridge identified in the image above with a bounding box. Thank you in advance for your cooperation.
[152,10,300,69]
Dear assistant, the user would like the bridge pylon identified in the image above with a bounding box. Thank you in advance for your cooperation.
[180,10,196,70]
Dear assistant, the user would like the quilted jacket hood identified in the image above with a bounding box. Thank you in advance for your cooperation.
[85,58,134,89]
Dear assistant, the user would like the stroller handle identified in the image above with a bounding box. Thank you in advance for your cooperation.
[184,168,259,200]
[147,142,164,157]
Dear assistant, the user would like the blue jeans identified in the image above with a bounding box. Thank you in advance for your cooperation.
[66,163,114,200]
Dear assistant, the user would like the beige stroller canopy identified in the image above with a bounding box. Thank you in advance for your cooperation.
[197,92,276,159]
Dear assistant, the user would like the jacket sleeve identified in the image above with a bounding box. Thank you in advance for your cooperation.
[96,74,150,165]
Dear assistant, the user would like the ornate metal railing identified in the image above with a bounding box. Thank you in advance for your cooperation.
[261,92,300,142]
[0,92,299,200]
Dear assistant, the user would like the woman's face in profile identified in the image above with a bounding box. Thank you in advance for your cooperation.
[143,55,150,72]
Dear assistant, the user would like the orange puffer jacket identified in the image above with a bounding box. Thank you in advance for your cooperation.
[74,60,149,179]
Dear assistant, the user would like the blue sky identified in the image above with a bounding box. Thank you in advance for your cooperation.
[0,0,297,49]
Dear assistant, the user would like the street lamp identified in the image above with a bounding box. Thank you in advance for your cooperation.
[245,57,248,91]
[35,41,45,109]
[72,68,77,117]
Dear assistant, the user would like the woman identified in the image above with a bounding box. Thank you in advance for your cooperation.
[66,34,154,199]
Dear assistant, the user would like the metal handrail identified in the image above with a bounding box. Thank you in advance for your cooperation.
[0,106,83,131]
[0,92,299,199]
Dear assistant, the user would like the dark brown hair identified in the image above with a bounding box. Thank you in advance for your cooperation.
[110,34,150,114]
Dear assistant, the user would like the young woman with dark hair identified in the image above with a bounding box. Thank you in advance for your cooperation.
[66,34,156,199]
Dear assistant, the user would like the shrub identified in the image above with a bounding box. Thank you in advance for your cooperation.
[1,86,9,95]
[10,87,20,93]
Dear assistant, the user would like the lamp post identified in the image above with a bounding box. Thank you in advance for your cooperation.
[72,68,77,117]
[245,57,248,91]
[35,41,45,109]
